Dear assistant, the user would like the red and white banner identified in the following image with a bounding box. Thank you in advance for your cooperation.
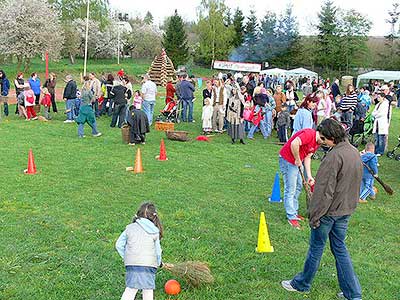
[213,60,262,73]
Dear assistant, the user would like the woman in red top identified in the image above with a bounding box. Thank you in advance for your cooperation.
[279,128,325,229]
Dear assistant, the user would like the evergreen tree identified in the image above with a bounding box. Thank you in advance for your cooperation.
[143,11,154,25]
[317,0,340,70]
[243,9,260,61]
[273,4,300,68]
[258,11,278,60]
[162,10,189,66]
[232,7,244,47]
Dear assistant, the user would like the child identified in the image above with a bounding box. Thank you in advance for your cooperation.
[41,87,52,120]
[76,77,102,138]
[23,84,37,120]
[202,97,213,134]
[127,105,150,145]
[133,90,143,110]
[276,103,291,142]
[116,202,163,300]
[359,142,378,203]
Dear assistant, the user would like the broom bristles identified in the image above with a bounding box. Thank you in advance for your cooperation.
[163,261,214,287]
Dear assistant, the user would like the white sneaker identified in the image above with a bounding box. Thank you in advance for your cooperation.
[93,132,102,137]
[281,280,299,292]
[376,154,381,157]
[64,119,74,123]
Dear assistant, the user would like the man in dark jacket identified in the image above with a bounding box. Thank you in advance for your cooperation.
[179,74,195,122]
[331,78,341,99]
[282,118,363,300]
[63,75,77,123]
[110,80,130,128]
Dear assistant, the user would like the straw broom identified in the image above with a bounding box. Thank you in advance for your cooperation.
[162,261,214,287]
[362,162,394,195]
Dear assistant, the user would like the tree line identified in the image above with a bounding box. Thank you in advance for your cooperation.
[0,0,399,76]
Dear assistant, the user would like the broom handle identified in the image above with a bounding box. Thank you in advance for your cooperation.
[298,167,312,207]
[362,162,393,195]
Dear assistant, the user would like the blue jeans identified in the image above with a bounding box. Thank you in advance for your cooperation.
[181,99,194,122]
[248,120,269,139]
[360,177,375,200]
[78,122,99,137]
[142,100,155,125]
[66,99,76,120]
[279,157,302,220]
[374,133,386,155]
[264,110,273,137]
[291,215,362,300]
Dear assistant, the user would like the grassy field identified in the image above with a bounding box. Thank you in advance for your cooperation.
[0,60,399,300]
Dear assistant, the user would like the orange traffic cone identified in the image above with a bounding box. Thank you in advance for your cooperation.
[157,138,168,161]
[134,148,144,174]
[24,149,37,175]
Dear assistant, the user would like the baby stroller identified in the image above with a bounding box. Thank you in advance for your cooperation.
[349,113,373,148]
[387,136,400,161]
[155,99,179,123]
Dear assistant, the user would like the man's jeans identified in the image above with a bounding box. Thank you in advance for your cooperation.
[291,215,362,300]
[181,99,193,122]
[374,133,387,155]
[66,99,76,120]
[279,157,302,220]
[142,100,155,125]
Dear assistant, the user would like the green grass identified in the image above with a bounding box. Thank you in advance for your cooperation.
[1,69,400,299]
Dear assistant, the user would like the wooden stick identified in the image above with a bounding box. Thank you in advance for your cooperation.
[362,162,394,195]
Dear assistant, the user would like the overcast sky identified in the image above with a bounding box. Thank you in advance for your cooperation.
[109,0,395,36]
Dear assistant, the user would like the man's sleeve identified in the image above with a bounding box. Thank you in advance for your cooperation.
[308,154,339,227]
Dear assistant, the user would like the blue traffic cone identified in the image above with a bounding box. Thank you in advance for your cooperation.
[269,172,282,202]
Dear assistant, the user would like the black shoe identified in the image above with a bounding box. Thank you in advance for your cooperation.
[240,139,246,145]
[231,139,235,144]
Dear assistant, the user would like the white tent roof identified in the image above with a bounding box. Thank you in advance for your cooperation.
[286,67,318,78]
[356,70,400,87]
[260,68,287,75]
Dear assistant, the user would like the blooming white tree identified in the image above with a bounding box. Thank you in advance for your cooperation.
[71,18,118,60]
[0,0,64,71]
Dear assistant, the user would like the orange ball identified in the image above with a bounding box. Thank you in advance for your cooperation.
[164,279,181,295]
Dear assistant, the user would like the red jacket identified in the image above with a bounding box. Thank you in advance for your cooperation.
[41,94,52,106]
[165,82,176,103]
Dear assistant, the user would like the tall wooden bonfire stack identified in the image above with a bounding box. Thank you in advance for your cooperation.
[148,49,176,86]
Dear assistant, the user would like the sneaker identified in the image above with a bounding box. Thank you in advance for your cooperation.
[31,116,38,120]
[63,119,72,123]
[128,143,135,146]
[141,142,146,145]
[337,291,345,298]
[191,120,195,123]
[78,135,86,138]
[296,215,305,221]
[358,199,368,203]
[93,132,102,137]
[376,153,381,157]
[281,280,298,292]
[288,219,301,229]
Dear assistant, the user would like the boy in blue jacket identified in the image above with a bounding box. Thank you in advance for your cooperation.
[359,142,378,203]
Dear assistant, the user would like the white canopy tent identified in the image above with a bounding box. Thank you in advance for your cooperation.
[259,68,287,76]
[356,70,400,87]
[286,67,318,78]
